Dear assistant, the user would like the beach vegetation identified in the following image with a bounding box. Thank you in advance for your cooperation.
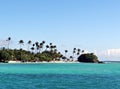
[0,37,101,63]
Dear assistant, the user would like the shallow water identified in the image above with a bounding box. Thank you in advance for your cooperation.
[0,63,120,89]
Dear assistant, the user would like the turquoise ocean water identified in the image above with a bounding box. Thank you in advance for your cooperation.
[0,63,120,89]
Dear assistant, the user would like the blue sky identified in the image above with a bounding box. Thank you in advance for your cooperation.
[0,0,120,60]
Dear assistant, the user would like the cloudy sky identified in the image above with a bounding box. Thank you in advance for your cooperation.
[0,0,120,61]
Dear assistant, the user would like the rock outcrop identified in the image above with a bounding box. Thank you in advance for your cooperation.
[78,53,100,63]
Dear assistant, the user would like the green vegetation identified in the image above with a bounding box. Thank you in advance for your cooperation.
[0,50,12,62]
[0,37,101,63]
[0,49,62,63]
[0,37,63,63]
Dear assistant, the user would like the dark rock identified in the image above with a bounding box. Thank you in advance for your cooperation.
[78,53,99,63]
[98,61,104,63]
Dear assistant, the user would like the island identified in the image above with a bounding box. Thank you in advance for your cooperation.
[78,53,104,63]
[0,37,103,63]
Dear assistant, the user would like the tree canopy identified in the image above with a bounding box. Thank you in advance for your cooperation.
[78,53,99,63]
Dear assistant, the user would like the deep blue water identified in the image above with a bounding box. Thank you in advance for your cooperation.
[0,63,120,89]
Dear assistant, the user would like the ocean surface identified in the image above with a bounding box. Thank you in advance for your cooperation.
[0,63,120,89]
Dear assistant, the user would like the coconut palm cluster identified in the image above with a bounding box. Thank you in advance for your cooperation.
[0,37,85,63]
[63,48,85,62]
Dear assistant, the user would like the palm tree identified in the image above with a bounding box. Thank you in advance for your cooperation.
[41,41,45,51]
[39,43,43,53]
[77,52,80,57]
[77,49,81,57]
[73,48,76,60]
[73,48,76,51]
[42,41,45,44]
[50,46,54,52]
[19,40,24,49]
[6,37,11,49]
[50,43,52,46]
[73,50,76,55]
[70,56,73,61]
[78,49,81,53]
[54,49,57,53]
[33,44,35,47]
[82,50,84,53]
[65,50,68,57]
[27,40,32,51]
[31,47,35,53]
[35,42,39,53]
[53,45,56,49]
[36,45,40,53]
[46,45,49,51]
[19,40,24,61]
[35,42,39,46]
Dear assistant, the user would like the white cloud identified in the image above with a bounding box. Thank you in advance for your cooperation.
[107,49,120,57]
[95,49,120,61]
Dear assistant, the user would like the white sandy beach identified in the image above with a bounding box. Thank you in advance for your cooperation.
[8,61,79,64]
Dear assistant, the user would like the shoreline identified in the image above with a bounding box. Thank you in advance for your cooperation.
[8,61,79,64]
